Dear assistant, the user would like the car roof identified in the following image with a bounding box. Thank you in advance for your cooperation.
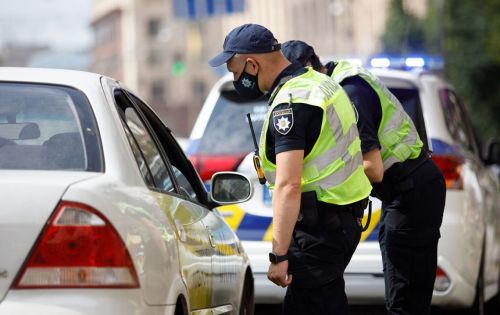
[0,67,113,92]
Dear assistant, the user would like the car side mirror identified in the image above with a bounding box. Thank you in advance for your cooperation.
[485,139,500,165]
[210,172,253,204]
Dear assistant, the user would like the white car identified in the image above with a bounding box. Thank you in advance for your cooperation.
[187,64,500,312]
[0,67,255,315]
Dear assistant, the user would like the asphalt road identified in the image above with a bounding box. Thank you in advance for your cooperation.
[254,303,498,315]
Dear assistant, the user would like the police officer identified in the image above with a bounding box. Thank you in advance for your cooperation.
[209,24,371,314]
[282,40,447,315]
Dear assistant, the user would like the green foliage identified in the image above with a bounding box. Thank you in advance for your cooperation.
[381,0,426,54]
[442,0,500,138]
[382,0,500,139]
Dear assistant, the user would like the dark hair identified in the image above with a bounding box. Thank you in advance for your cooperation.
[309,53,323,71]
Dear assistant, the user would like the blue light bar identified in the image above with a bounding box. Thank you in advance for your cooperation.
[368,54,444,71]
[405,57,425,68]
[370,57,391,68]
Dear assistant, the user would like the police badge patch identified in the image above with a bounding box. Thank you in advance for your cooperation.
[273,108,294,135]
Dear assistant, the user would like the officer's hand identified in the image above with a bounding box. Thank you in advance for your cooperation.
[267,260,292,287]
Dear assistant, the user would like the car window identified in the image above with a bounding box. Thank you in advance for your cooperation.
[199,86,428,155]
[114,89,175,192]
[198,90,268,155]
[0,82,102,171]
[120,118,156,188]
[128,94,204,203]
[389,87,429,149]
[124,107,175,192]
[439,89,475,152]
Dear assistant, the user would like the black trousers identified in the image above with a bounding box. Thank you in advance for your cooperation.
[283,206,362,315]
[378,159,446,315]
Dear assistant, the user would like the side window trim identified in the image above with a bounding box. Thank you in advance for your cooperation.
[114,88,181,195]
[125,91,209,206]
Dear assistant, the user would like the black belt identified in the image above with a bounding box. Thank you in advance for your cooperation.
[384,149,430,184]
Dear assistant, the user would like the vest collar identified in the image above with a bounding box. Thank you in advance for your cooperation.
[267,63,306,105]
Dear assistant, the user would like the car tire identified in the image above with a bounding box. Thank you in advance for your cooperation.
[239,273,255,315]
[486,266,500,314]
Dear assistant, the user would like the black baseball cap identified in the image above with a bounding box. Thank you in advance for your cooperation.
[281,40,316,67]
[208,24,281,67]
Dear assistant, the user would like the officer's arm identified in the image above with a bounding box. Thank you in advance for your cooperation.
[363,148,384,183]
[272,149,304,256]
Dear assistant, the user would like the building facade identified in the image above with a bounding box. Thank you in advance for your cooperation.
[91,0,427,136]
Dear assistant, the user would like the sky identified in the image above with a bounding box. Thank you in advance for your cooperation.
[0,0,92,51]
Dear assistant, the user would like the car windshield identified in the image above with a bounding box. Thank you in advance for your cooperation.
[197,90,268,155]
[197,84,426,155]
[0,83,102,171]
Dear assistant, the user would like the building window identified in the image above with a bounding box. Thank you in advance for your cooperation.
[148,49,164,65]
[148,18,162,38]
[151,81,165,101]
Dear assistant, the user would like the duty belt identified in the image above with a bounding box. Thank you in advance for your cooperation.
[384,149,430,184]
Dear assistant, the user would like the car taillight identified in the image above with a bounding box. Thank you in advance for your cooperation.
[431,154,464,190]
[14,201,139,289]
[189,154,246,181]
[434,266,451,292]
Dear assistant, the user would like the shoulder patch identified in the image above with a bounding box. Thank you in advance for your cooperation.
[273,108,294,135]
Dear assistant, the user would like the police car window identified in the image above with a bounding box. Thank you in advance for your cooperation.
[388,87,428,149]
[123,107,175,192]
[439,89,474,152]
[198,90,268,155]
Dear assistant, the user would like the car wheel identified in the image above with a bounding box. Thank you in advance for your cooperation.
[239,273,254,315]
[486,266,500,314]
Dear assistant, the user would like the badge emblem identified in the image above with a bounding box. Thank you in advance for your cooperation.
[273,108,294,135]
[241,78,254,88]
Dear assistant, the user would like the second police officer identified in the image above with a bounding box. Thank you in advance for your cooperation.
[209,24,371,314]
[282,40,446,315]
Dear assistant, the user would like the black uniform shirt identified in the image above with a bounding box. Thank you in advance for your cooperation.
[326,61,382,154]
[265,63,322,163]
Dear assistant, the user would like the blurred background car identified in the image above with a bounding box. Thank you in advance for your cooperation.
[0,67,254,315]
[187,56,500,313]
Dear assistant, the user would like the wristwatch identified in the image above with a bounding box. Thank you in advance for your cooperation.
[269,252,288,264]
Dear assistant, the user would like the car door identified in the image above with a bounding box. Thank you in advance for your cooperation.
[127,93,246,312]
[113,89,215,311]
[449,90,500,292]
[440,89,488,280]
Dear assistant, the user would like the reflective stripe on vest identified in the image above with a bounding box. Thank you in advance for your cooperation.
[332,60,423,170]
[260,67,371,205]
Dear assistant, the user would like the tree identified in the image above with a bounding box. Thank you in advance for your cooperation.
[381,0,425,54]
[442,0,500,138]
[382,0,500,139]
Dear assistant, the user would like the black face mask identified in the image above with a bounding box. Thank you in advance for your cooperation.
[233,65,264,100]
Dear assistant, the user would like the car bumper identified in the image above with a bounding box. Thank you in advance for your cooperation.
[0,290,176,315]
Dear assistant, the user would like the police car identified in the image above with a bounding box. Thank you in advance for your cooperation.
[187,56,500,312]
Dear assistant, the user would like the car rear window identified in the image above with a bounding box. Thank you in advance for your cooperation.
[197,90,268,155]
[388,87,428,149]
[0,83,102,171]
[198,85,427,155]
